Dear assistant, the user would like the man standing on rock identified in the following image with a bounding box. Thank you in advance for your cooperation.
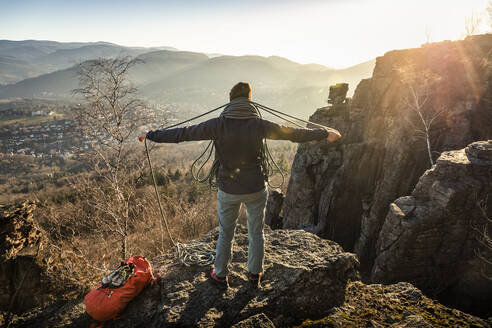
[139,82,341,288]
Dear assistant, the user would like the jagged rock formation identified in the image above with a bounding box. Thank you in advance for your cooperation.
[282,35,492,277]
[372,141,492,316]
[328,83,349,105]
[8,225,359,327]
[300,281,490,328]
[0,201,48,313]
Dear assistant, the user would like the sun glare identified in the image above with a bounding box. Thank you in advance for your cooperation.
[0,0,490,68]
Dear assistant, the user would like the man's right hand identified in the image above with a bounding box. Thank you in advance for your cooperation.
[327,131,342,142]
[138,131,147,142]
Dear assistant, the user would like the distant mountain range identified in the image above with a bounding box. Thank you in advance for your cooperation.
[0,40,375,117]
[0,40,178,85]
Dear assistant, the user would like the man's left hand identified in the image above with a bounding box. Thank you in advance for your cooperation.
[327,131,342,142]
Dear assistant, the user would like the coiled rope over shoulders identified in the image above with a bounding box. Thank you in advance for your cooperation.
[144,101,336,266]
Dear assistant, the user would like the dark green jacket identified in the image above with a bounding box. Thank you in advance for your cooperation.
[147,117,327,194]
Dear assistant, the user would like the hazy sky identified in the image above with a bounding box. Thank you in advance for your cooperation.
[1,0,490,68]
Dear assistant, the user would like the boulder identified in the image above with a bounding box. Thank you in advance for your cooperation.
[9,225,359,327]
[372,141,492,317]
[128,225,359,327]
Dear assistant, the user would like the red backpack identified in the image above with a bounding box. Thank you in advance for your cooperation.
[84,256,154,327]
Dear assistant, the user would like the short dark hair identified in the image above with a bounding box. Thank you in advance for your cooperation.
[229,82,252,100]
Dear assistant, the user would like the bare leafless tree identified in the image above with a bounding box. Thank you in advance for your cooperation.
[464,11,483,37]
[399,68,443,167]
[488,1,492,29]
[425,25,432,44]
[72,56,154,259]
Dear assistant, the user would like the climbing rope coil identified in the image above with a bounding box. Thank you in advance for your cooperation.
[144,101,337,266]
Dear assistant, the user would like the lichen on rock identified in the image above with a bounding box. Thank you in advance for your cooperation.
[299,281,490,328]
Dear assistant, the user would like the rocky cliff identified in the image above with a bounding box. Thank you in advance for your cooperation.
[281,34,492,317]
[282,35,492,315]
[372,141,492,316]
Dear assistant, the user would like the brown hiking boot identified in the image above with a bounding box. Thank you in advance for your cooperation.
[210,269,229,289]
[248,272,263,288]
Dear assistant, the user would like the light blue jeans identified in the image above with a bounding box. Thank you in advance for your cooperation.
[214,187,268,277]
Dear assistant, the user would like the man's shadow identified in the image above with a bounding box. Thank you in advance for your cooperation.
[176,275,263,327]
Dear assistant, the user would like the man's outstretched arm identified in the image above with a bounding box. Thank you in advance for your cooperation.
[261,119,341,143]
[138,118,218,143]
